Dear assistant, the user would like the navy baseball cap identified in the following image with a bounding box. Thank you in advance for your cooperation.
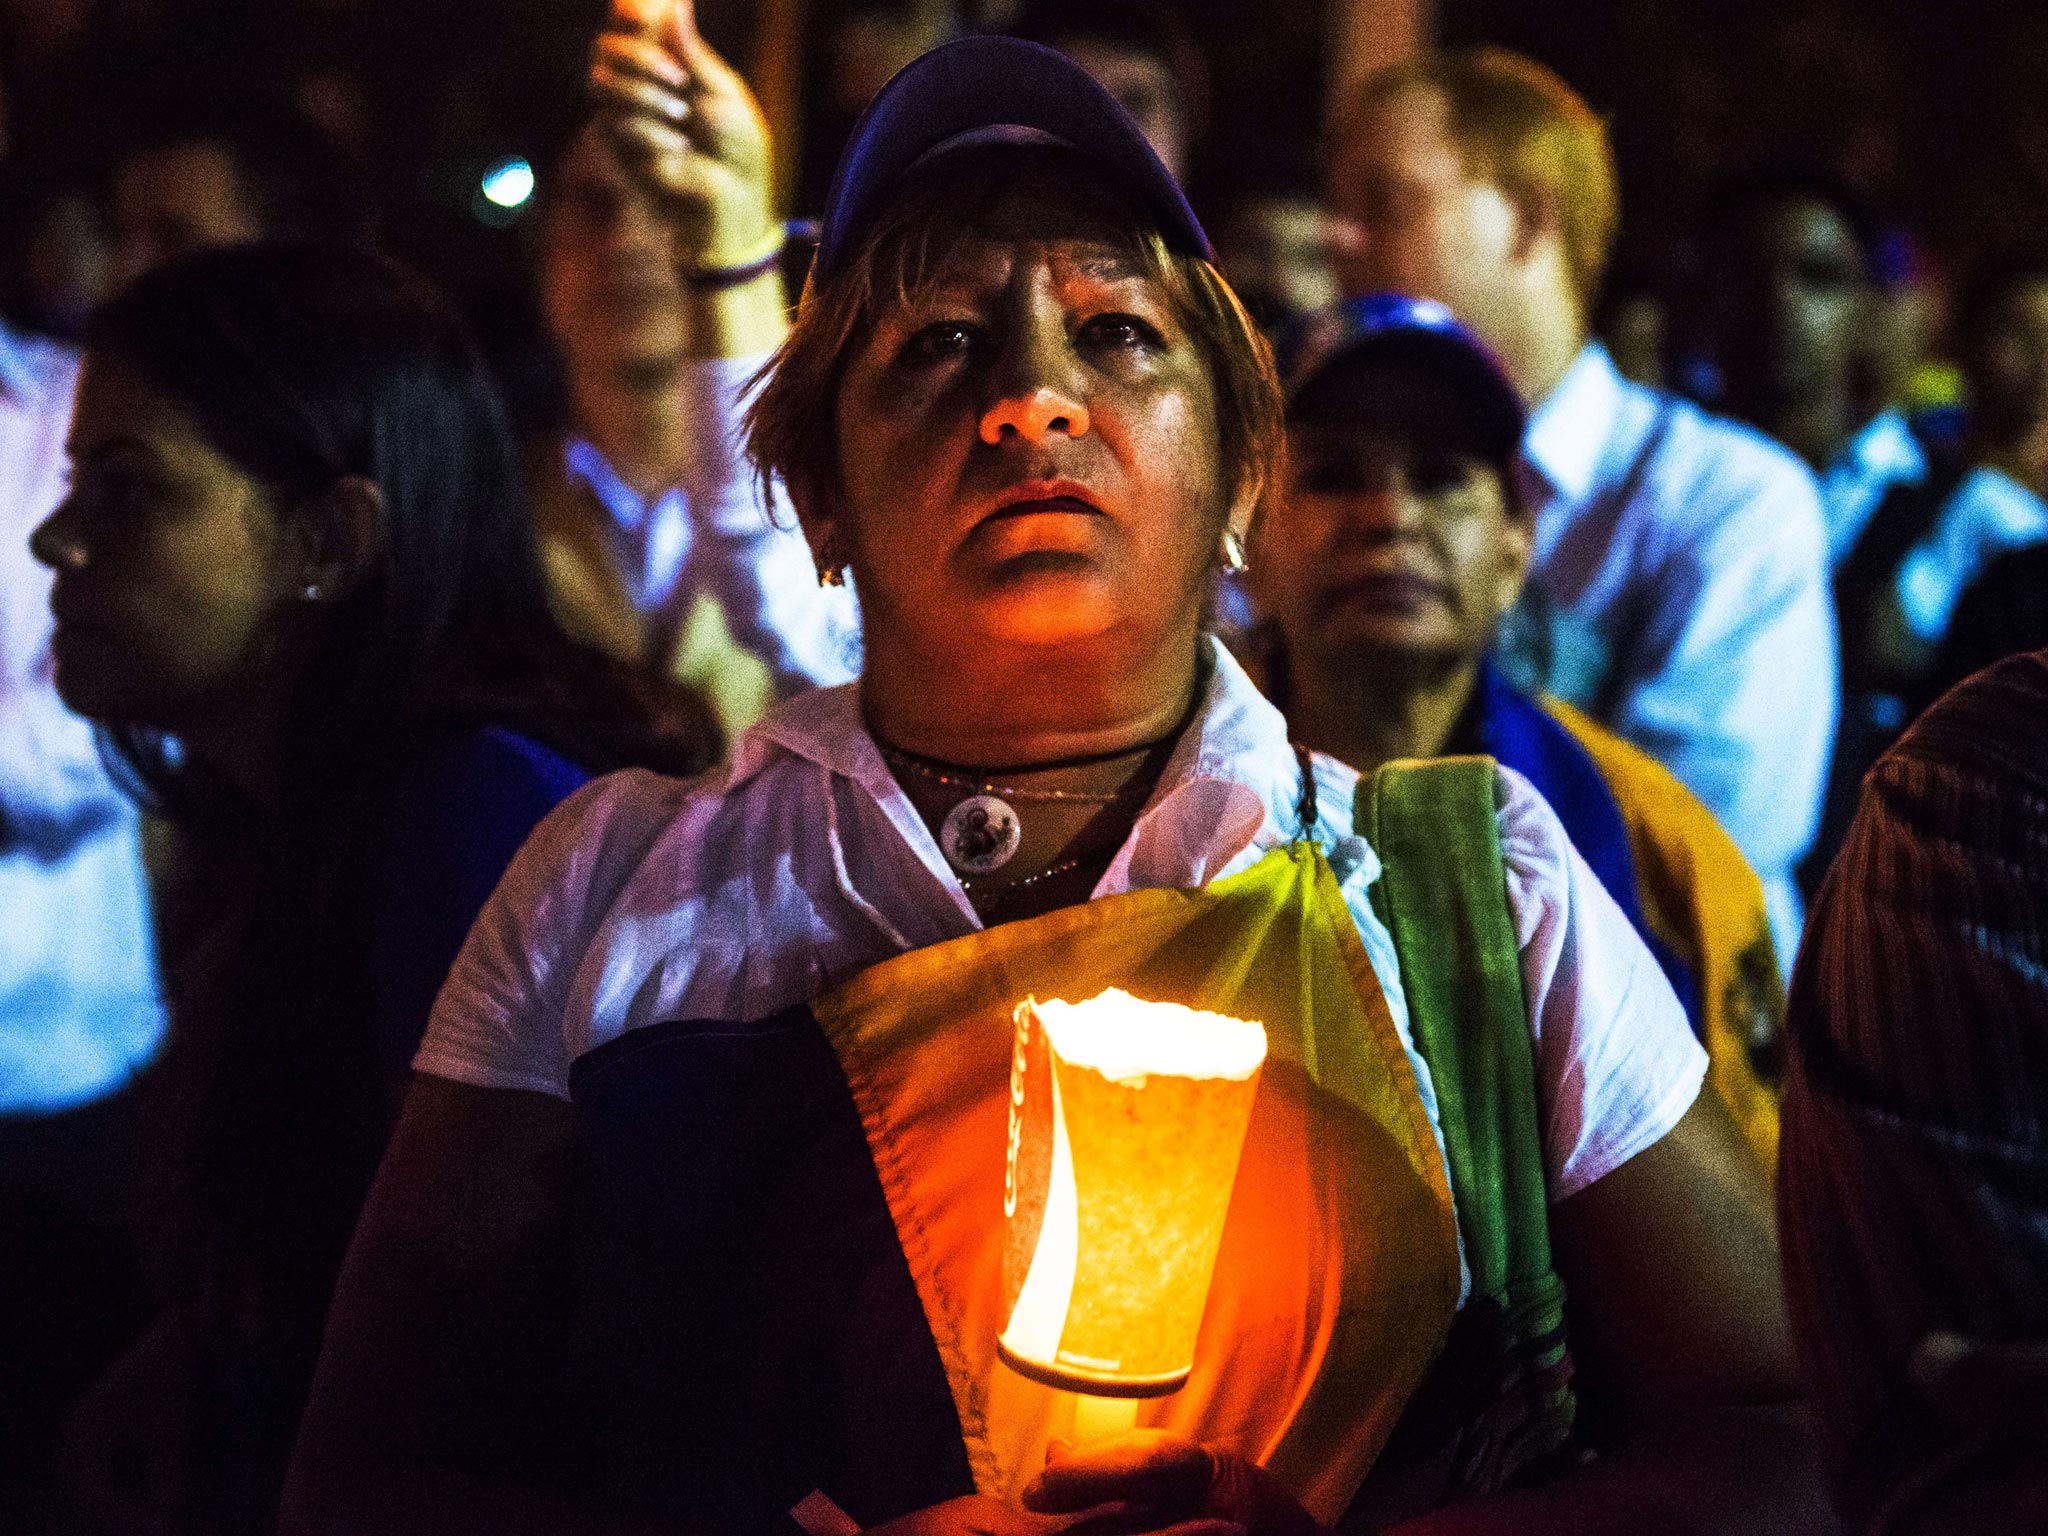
[1282,294,1527,464]
[814,35,1211,283]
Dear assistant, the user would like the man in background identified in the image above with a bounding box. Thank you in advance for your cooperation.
[530,125,854,735]
[1328,48,1836,963]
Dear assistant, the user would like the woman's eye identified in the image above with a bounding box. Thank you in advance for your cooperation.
[1079,313,1162,351]
[1297,452,1360,495]
[77,462,162,515]
[901,322,979,365]
[1411,455,1481,497]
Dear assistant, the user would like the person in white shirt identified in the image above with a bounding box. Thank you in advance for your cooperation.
[1327,47,1837,964]
[1884,251,2048,666]
[532,123,855,735]
[1689,167,1923,544]
[285,17,1823,1536]
[0,318,162,1114]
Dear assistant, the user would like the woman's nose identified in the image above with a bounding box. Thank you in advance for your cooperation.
[979,384,1091,446]
[29,500,87,572]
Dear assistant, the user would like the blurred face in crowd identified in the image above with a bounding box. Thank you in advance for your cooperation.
[32,355,299,732]
[112,139,265,287]
[1714,195,1869,414]
[1967,277,2048,447]
[1327,86,1527,348]
[1213,195,1340,338]
[539,130,688,380]
[1254,362,1530,678]
[829,192,1234,657]
[1053,38,1188,184]
[23,189,111,337]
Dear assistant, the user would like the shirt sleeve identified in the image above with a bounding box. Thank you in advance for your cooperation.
[411,769,671,1100]
[1612,433,1837,960]
[675,356,861,696]
[1495,764,1708,1202]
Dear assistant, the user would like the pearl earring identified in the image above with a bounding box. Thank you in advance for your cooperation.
[1219,528,1248,573]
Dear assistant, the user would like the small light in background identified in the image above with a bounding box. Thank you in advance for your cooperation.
[473,156,535,227]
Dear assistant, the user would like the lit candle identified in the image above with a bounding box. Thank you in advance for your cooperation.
[998,987,1268,1409]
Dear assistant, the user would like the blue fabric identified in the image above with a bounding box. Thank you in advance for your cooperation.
[563,1005,973,1529]
[1461,660,1704,1034]
[370,727,590,1077]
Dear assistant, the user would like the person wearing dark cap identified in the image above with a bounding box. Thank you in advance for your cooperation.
[1250,295,1786,1168]
[285,14,1815,1536]
[1780,649,2048,1534]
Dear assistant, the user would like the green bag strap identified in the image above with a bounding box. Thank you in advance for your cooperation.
[1361,757,1573,1493]
[1362,756,1551,1298]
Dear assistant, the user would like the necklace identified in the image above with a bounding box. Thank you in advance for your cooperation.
[882,742,1160,877]
[878,745,1131,805]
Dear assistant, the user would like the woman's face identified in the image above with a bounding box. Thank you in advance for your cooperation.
[830,221,1235,659]
[1254,376,1529,677]
[32,354,299,731]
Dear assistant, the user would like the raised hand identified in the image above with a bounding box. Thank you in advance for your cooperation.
[588,0,777,273]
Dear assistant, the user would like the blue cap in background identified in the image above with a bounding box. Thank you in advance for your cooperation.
[1281,293,1527,463]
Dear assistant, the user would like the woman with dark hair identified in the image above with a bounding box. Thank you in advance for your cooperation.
[33,240,718,1532]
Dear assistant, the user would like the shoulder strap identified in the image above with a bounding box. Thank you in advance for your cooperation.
[1360,757,1574,1493]
[1361,757,1548,1299]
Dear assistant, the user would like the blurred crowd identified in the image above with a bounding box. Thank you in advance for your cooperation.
[2,2,2045,1535]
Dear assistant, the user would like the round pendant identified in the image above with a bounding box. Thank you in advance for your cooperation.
[941,794,1022,876]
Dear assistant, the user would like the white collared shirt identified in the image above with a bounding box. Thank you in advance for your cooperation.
[0,322,164,1111]
[1819,409,1929,566]
[1895,465,2048,645]
[418,639,1705,1227]
[1522,342,1837,961]
[562,355,859,696]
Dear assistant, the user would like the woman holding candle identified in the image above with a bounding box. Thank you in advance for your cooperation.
[285,9,1824,1535]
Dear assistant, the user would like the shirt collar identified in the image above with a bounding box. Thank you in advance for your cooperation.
[731,636,1340,908]
[1522,341,1624,504]
[1837,409,1927,482]
[564,437,681,535]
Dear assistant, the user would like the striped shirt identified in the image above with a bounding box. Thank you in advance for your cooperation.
[1779,649,2048,1529]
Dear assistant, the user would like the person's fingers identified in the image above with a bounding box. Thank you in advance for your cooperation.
[590,62,691,129]
[1056,1512,1244,1536]
[660,0,736,84]
[601,116,734,212]
[1021,1435,1213,1514]
[592,30,691,95]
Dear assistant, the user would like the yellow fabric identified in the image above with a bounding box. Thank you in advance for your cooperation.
[530,453,776,734]
[810,843,1461,1525]
[1541,697,1784,1168]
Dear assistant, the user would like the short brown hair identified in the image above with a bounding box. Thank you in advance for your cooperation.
[1338,48,1618,315]
[746,149,1281,536]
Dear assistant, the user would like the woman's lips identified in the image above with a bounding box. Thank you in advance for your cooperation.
[985,494,1102,519]
[976,478,1106,523]
[1320,571,1449,615]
